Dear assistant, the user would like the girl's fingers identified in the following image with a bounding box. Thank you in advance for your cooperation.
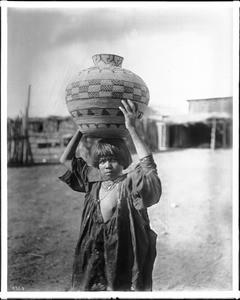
[127,99,137,112]
[121,100,132,114]
[119,106,128,119]
[119,106,127,117]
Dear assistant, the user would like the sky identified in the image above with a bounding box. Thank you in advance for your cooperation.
[6,3,234,118]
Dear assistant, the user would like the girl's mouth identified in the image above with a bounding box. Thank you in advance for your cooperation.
[105,171,112,175]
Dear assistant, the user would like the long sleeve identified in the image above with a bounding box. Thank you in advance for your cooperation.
[127,154,162,210]
[59,156,102,193]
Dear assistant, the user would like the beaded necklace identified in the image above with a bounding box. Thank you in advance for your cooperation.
[98,176,124,203]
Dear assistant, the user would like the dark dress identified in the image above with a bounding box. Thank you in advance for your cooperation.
[59,154,162,291]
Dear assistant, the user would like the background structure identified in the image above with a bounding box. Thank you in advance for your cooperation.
[2,1,239,298]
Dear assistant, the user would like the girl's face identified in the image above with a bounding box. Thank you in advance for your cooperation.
[98,155,124,180]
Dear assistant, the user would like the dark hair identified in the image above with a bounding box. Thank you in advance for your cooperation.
[92,138,132,170]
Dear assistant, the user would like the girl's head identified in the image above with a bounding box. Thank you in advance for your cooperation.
[92,138,132,178]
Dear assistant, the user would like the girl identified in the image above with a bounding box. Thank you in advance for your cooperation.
[59,99,162,291]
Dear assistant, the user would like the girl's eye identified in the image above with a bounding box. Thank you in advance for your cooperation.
[108,157,117,163]
[99,157,117,164]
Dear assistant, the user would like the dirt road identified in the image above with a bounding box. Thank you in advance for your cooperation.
[7,149,233,291]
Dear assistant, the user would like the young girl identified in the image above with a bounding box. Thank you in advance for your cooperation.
[59,99,162,291]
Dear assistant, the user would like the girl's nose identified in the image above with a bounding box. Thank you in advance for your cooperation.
[105,160,111,168]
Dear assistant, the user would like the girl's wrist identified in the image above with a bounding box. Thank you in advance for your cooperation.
[128,127,137,134]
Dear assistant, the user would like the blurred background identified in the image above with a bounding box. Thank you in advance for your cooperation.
[5,2,237,293]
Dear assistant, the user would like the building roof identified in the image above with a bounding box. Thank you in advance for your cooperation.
[186,96,232,102]
[163,112,232,125]
[145,104,185,121]
[7,115,73,123]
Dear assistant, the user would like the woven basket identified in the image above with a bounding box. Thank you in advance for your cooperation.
[65,54,150,138]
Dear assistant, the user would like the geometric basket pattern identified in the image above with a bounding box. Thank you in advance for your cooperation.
[70,107,143,122]
[66,78,149,104]
[65,56,150,138]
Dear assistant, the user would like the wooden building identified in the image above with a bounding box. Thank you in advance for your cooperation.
[8,114,157,165]
[8,116,78,165]
[153,97,233,150]
[8,96,232,166]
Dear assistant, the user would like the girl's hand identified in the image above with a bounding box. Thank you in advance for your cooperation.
[119,99,150,158]
[119,99,139,132]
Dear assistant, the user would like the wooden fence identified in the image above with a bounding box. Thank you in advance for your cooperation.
[7,117,34,166]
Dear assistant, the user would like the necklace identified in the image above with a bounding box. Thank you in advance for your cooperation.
[98,177,124,203]
[98,183,118,203]
[102,180,117,191]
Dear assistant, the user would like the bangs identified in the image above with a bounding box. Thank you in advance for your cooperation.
[92,138,132,169]
[94,143,117,159]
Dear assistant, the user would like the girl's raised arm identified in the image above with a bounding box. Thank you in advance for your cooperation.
[60,129,83,170]
[119,100,151,160]
[120,100,162,208]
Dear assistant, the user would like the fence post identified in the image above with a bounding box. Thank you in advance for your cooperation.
[210,118,217,150]
[22,85,33,164]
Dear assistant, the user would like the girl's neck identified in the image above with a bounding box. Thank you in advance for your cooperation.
[102,174,125,190]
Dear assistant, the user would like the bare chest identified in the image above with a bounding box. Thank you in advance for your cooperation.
[98,185,119,222]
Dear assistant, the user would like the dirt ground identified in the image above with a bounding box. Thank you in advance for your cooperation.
[7,148,233,292]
